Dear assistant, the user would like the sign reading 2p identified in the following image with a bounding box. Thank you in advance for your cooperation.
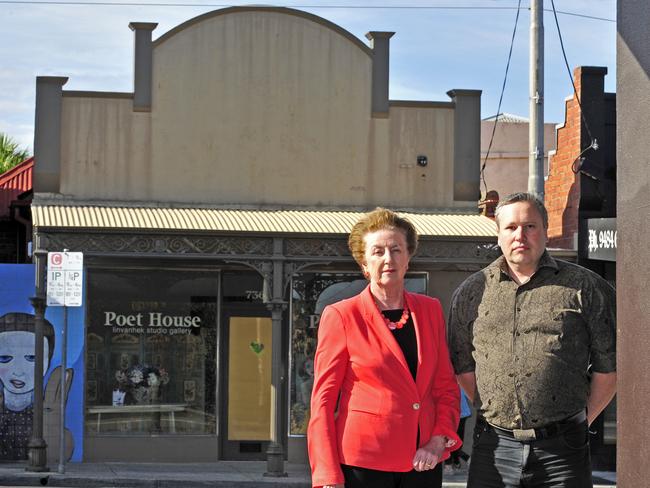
[47,252,84,307]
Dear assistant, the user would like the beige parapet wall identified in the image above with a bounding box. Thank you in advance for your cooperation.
[55,8,468,210]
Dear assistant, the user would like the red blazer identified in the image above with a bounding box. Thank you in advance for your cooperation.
[307,286,461,487]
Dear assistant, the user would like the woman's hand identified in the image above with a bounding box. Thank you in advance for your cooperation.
[412,435,446,472]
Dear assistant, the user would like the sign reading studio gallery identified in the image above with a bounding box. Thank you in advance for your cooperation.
[586,218,617,262]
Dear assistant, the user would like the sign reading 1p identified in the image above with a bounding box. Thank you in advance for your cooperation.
[47,252,84,307]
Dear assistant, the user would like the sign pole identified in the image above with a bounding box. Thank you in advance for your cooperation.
[47,249,82,473]
[58,305,68,474]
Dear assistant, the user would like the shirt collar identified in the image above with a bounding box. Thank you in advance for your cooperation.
[489,250,558,282]
[537,250,559,271]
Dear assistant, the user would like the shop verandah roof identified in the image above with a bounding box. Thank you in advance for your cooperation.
[32,205,497,238]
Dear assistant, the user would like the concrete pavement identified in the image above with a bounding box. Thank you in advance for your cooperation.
[0,461,616,487]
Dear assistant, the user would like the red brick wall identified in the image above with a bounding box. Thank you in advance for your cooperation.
[545,68,584,249]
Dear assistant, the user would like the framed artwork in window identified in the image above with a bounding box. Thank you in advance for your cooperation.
[184,380,196,402]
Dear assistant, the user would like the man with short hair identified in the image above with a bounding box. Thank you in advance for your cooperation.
[448,192,616,487]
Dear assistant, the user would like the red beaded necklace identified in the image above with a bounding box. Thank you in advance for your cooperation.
[382,307,410,330]
[374,293,410,330]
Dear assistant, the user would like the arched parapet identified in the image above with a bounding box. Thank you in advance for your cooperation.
[153,6,372,57]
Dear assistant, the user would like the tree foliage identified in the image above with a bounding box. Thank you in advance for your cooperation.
[0,133,31,174]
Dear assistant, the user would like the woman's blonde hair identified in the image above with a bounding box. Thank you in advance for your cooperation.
[348,207,418,267]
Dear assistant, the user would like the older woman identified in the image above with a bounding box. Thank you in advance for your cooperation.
[308,208,461,488]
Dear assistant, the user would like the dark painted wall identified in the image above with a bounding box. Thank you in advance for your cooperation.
[0,221,19,263]
[616,1,650,485]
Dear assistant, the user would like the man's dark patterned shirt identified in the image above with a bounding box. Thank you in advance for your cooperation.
[448,252,616,430]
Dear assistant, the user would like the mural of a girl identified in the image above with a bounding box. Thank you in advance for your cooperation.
[0,312,55,460]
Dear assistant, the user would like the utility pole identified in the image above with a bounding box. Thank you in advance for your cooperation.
[529,0,545,199]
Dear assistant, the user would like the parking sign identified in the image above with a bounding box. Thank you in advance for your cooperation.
[47,252,84,307]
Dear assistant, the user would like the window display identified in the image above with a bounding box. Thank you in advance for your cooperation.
[85,269,218,435]
[289,272,426,435]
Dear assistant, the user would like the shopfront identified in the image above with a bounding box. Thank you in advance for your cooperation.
[84,267,283,461]
[28,6,495,467]
[31,206,498,463]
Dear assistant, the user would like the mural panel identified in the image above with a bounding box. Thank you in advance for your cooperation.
[0,264,84,462]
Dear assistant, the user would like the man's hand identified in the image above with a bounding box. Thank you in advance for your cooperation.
[587,372,616,426]
[412,435,446,472]
[457,372,477,404]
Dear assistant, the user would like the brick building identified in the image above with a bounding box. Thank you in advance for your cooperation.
[545,66,616,255]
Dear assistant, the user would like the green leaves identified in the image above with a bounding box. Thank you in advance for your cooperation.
[0,133,30,174]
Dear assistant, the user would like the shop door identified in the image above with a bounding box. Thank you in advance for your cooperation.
[220,304,273,460]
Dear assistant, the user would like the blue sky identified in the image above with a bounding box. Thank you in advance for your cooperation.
[1,1,616,151]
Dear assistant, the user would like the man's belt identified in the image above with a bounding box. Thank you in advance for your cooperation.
[484,410,587,442]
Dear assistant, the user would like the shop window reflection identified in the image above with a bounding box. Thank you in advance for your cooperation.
[289,273,426,436]
[85,269,218,436]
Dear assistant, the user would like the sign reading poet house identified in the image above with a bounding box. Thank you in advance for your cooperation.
[104,311,202,336]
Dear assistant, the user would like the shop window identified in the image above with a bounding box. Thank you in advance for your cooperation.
[85,269,218,436]
[288,272,426,436]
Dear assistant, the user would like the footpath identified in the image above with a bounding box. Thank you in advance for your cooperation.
[0,461,617,487]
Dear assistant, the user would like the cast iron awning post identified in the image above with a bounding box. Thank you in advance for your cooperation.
[264,238,288,477]
[25,290,49,472]
[27,238,50,471]
[27,294,49,472]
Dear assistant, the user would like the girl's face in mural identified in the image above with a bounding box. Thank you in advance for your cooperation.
[0,331,50,395]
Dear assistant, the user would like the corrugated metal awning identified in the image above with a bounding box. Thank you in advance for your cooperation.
[32,205,497,238]
[0,157,33,217]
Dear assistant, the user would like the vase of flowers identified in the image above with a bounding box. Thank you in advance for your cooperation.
[115,364,169,405]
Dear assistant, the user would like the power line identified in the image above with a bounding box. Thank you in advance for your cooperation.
[551,10,614,23]
[480,0,523,197]
[2,1,515,7]
[549,0,598,176]
[0,0,617,22]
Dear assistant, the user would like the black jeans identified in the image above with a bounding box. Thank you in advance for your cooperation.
[342,463,442,488]
[467,417,593,488]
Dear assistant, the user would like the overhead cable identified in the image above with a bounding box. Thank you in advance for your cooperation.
[0,0,617,22]
[549,0,598,176]
[480,0,523,197]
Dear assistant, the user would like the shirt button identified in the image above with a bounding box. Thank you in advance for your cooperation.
[412,403,420,410]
